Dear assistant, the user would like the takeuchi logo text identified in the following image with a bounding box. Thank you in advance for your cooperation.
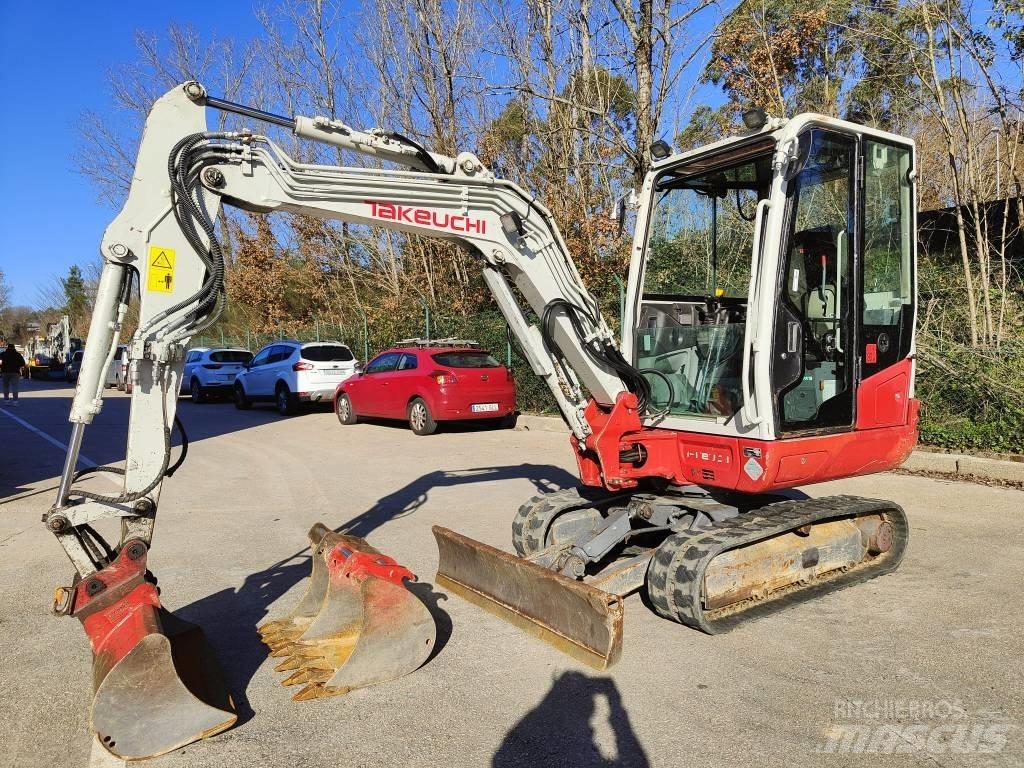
[365,201,486,234]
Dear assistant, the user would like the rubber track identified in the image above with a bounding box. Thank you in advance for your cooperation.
[511,487,634,556]
[511,488,598,556]
[646,495,909,634]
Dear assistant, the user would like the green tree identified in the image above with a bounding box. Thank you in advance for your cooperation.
[61,265,88,330]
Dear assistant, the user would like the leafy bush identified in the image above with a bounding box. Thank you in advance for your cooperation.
[915,335,1024,454]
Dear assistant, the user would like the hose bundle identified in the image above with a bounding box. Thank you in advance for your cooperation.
[540,298,662,415]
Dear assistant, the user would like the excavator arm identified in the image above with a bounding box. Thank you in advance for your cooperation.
[53,81,645,575]
[47,81,644,758]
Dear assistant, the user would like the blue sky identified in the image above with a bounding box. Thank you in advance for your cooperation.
[0,1,721,308]
[0,2,265,306]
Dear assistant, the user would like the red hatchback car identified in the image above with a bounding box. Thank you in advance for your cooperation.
[334,341,517,435]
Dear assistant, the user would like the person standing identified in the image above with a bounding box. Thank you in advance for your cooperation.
[2,343,26,406]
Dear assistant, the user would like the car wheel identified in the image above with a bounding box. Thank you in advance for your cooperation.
[276,384,298,416]
[233,382,252,410]
[335,393,358,425]
[408,398,437,436]
[495,412,518,429]
[190,378,204,404]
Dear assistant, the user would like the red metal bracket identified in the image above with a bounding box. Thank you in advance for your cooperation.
[326,546,416,585]
[68,541,162,674]
[573,392,644,490]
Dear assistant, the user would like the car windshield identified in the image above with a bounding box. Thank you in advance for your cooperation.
[210,350,253,363]
[301,345,354,362]
[432,351,501,368]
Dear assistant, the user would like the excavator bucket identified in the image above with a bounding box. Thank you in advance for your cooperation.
[432,526,624,670]
[259,524,435,700]
[66,540,236,760]
[257,525,369,649]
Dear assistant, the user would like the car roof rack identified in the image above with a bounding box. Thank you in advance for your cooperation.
[394,337,480,348]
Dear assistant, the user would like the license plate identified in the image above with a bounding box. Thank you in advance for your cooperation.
[471,403,499,413]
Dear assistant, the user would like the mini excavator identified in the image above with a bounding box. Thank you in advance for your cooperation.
[50,83,917,758]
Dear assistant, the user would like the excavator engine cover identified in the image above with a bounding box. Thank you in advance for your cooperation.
[258,524,435,700]
[67,540,237,760]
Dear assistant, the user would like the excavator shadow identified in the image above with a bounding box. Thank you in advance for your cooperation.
[492,671,650,768]
[337,463,579,537]
[174,462,576,724]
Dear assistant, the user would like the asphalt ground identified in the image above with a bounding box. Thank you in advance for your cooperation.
[1,379,1021,768]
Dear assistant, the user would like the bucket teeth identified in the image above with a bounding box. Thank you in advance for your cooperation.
[260,528,436,700]
[292,683,333,701]
[256,619,291,636]
[281,668,332,686]
[273,656,305,672]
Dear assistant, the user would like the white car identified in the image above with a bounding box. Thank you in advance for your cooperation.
[180,347,253,402]
[106,345,129,389]
[233,340,358,416]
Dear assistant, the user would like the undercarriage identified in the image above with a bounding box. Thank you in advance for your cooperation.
[435,486,907,667]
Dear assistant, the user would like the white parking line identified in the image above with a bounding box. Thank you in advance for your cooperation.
[2,408,128,765]
[0,406,102,470]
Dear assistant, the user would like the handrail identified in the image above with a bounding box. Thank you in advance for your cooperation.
[741,199,771,427]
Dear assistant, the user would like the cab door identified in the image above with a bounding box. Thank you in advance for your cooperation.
[771,129,857,433]
[857,139,916,428]
[771,128,916,435]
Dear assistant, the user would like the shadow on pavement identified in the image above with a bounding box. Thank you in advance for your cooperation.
[0,382,290,500]
[493,671,650,768]
[175,462,575,726]
[338,464,578,538]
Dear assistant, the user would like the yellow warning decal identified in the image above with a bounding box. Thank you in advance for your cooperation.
[147,246,176,293]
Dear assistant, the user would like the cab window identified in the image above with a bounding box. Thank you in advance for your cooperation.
[861,139,915,375]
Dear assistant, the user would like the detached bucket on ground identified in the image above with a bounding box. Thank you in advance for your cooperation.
[259,524,435,700]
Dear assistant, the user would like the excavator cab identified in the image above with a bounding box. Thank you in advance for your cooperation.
[627,118,916,452]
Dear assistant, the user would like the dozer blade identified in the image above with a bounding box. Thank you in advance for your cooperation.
[69,541,236,760]
[264,528,435,700]
[432,526,623,670]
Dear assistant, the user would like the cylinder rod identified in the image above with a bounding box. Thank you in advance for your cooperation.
[204,94,295,130]
[55,422,86,507]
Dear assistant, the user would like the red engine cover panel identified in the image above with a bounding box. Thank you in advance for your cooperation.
[575,361,919,494]
[856,358,912,430]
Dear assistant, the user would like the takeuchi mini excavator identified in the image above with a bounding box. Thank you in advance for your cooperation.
[51,82,918,758]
